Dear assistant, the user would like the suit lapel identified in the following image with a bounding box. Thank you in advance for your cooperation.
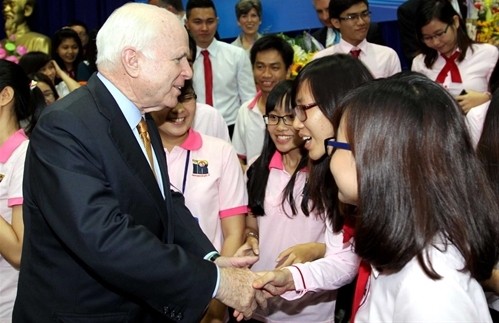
[87,76,170,236]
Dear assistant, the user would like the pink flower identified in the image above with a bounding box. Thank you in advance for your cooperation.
[0,48,6,59]
[5,55,19,64]
[16,45,28,56]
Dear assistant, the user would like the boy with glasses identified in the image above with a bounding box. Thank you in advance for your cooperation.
[313,0,401,78]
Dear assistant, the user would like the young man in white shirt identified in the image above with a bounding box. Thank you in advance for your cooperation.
[185,0,256,138]
[232,35,294,166]
[314,0,401,78]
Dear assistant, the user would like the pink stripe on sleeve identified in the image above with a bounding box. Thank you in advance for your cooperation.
[219,206,248,218]
[8,197,23,207]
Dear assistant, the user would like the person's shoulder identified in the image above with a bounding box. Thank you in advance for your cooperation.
[471,43,499,55]
[199,133,234,152]
[368,42,397,55]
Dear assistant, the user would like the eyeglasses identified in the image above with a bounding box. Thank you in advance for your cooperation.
[325,137,351,157]
[179,93,197,103]
[421,24,451,43]
[338,10,371,22]
[263,114,295,126]
[293,102,318,122]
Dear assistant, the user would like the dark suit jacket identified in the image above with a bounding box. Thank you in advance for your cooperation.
[14,74,218,323]
[397,0,467,66]
[311,23,385,47]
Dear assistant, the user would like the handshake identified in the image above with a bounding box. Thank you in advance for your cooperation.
[212,239,311,321]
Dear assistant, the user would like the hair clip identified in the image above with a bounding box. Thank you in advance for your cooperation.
[30,80,38,90]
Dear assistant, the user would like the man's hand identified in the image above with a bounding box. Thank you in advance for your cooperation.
[215,267,260,321]
[214,255,258,268]
[275,242,326,269]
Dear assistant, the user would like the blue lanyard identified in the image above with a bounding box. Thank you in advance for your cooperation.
[182,150,190,194]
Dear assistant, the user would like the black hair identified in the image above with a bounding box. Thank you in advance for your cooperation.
[247,80,309,217]
[329,0,369,19]
[186,0,217,18]
[250,35,294,69]
[416,0,473,68]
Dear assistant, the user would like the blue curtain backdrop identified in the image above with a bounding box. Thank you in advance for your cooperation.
[0,0,129,40]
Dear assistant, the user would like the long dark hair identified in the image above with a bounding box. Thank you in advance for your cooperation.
[51,28,84,76]
[247,80,309,217]
[291,54,373,231]
[0,59,45,135]
[333,72,498,279]
[416,0,474,68]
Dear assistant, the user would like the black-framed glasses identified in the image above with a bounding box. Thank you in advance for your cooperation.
[339,10,371,22]
[421,24,451,43]
[263,114,295,126]
[325,137,351,156]
[293,102,318,122]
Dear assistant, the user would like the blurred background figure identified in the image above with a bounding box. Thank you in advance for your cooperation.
[2,0,50,53]
[231,0,262,54]
[19,51,80,99]
[51,28,83,82]
[411,0,497,113]
[148,0,186,23]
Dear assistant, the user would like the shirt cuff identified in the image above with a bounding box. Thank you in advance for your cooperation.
[204,251,221,297]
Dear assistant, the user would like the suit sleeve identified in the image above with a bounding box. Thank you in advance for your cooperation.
[27,108,217,319]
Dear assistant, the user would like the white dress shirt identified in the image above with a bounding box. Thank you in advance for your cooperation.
[313,38,401,78]
[192,39,256,126]
[356,241,492,322]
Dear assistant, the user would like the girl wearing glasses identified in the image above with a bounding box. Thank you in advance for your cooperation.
[412,0,498,114]
[240,80,339,322]
[151,79,247,322]
[249,55,373,322]
[328,72,497,322]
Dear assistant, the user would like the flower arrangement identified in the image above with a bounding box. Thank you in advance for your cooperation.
[0,35,28,64]
[278,31,320,78]
[471,0,499,45]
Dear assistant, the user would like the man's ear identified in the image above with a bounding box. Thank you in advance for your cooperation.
[0,86,15,107]
[121,47,140,78]
[331,18,341,30]
[24,3,34,18]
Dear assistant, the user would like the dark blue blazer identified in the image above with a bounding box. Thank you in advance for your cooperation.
[14,74,218,323]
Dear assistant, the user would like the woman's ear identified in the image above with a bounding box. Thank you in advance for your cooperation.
[0,86,15,107]
[452,15,460,29]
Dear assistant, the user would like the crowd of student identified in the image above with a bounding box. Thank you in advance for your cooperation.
[1,0,498,322]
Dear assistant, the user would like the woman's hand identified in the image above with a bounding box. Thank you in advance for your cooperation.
[275,242,326,269]
[456,90,491,114]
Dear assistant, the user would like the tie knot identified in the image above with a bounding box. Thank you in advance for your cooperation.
[137,119,148,134]
[201,50,210,57]
[350,49,361,58]
[442,51,460,62]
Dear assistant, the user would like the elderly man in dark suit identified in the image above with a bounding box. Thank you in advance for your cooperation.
[13,3,262,322]
[397,0,468,67]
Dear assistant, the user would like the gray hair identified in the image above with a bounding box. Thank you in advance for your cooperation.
[96,3,173,71]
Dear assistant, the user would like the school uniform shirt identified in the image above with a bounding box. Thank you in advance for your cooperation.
[412,43,498,96]
[0,129,28,322]
[465,100,489,148]
[164,129,247,251]
[193,102,230,142]
[313,38,401,78]
[192,39,257,126]
[232,92,265,162]
[281,224,360,302]
[248,152,337,322]
[355,239,492,322]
